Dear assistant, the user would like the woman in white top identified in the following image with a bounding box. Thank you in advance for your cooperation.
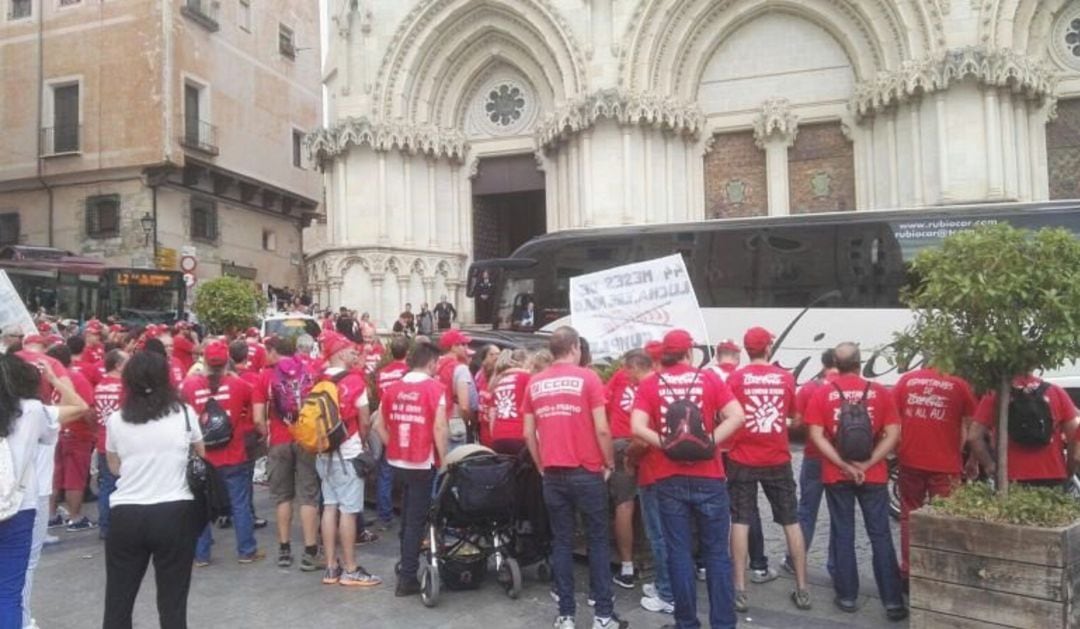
[104,350,203,629]
[0,352,87,628]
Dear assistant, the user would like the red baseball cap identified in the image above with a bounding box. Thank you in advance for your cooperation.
[644,340,663,361]
[204,340,229,367]
[321,332,354,359]
[743,327,775,353]
[661,329,694,355]
[22,334,45,348]
[245,327,260,338]
[36,322,51,334]
[716,339,741,354]
[44,334,64,348]
[438,329,472,351]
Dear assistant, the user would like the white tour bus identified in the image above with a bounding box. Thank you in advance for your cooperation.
[467,202,1080,399]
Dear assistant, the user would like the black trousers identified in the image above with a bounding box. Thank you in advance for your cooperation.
[396,467,435,582]
[104,500,198,629]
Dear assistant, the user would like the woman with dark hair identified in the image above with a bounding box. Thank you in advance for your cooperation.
[0,353,86,628]
[103,350,203,629]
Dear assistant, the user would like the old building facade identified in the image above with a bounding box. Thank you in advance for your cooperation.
[309,0,1080,325]
[0,0,321,291]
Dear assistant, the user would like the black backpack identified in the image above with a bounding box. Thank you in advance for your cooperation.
[199,394,234,450]
[833,382,874,462]
[658,371,716,462]
[1007,383,1054,446]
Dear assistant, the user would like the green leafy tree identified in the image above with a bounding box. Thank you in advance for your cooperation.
[894,223,1080,496]
[192,276,266,336]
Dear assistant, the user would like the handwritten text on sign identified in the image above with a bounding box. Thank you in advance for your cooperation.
[570,254,709,360]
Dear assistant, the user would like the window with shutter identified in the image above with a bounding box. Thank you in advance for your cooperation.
[52,83,80,153]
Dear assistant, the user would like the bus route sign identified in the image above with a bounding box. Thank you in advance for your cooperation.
[569,254,709,360]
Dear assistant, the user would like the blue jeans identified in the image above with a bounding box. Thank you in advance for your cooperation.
[98,452,118,535]
[543,468,613,619]
[0,509,35,628]
[639,484,673,603]
[377,456,394,523]
[196,462,257,561]
[657,476,736,629]
[825,483,903,608]
[794,456,835,576]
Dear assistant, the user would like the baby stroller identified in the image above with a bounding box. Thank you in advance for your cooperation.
[508,447,552,580]
[418,445,524,607]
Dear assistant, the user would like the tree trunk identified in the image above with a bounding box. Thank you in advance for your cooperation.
[996,376,1011,498]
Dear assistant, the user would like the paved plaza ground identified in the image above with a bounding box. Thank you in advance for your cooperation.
[33,447,906,628]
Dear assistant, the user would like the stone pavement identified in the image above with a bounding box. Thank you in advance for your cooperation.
[32,447,906,628]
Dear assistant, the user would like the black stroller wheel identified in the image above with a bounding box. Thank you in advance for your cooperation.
[499,557,522,599]
[419,558,440,607]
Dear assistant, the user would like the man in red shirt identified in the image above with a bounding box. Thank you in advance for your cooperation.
[360,323,384,376]
[708,339,741,383]
[180,340,261,565]
[253,336,322,571]
[968,373,1079,487]
[373,336,411,529]
[631,329,745,629]
[523,326,618,629]
[604,349,652,590]
[315,332,381,588]
[784,349,837,575]
[437,329,476,444]
[93,349,126,539]
[45,343,98,532]
[805,342,906,620]
[893,364,976,581]
[83,319,105,364]
[68,335,102,388]
[726,327,809,611]
[373,341,448,597]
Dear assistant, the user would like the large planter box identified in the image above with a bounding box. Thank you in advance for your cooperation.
[909,509,1080,628]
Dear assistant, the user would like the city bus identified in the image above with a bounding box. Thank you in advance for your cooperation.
[466,202,1080,395]
[0,246,186,325]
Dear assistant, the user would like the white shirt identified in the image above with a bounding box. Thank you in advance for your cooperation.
[8,400,59,510]
[106,405,202,507]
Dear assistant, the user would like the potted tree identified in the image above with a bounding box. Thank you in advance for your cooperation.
[895,223,1080,628]
[192,275,265,336]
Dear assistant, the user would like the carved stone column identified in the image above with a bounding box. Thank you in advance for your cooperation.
[328,279,343,311]
[371,275,384,327]
[422,277,435,308]
[753,98,798,217]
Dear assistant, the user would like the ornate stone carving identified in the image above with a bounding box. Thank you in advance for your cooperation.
[305,117,469,166]
[752,98,799,148]
[851,46,1058,120]
[536,89,704,150]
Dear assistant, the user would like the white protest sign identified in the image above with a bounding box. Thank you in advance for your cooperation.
[0,271,38,335]
[569,254,709,360]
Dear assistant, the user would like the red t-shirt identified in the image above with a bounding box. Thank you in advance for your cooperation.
[180,374,253,467]
[973,377,1078,481]
[604,369,638,440]
[253,365,307,448]
[376,360,409,399]
[324,368,367,438]
[804,373,900,485]
[632,364,736,482]
[893,368,976,474]
[382,374,445,468]
[475,371,492,446]
[168,357,186,388]
[71,356,103,388]
[727,363,796,467]
[490,370,530,443]
[436,355,464,407]
[173,334,195,373]
[94,375,123,453]
[61,370,97,442]
[521,362,607,472]
[363,343,384,376]
[794,373,838,459]
[707,362,737,383]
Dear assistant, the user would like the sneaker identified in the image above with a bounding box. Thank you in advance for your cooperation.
[642,583,658,599]
[593,616,621,629]
[395,578,421,597]
[277,548,293,568]
[300,552,323,572]
[340,566,381,587]
[613,571,635,589]
[696,566,706,581]
[782,555,795,575]
[65,517,97,532]
[553,617,575,629]
[194,559,210,568]
[834,597,858,613]
[42,534,60,546]
[46,515,64,529]
[791,589,812,610]
[238,550,265,564]
[322,564,342,585]
[356,529,379,545]
[253,517,268,530]
[886,606,909,622]
[750,567,779,584]
[640,594,675,614]
[734,590,749,613]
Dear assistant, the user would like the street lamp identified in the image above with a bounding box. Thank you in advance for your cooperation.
[140,212,155,247]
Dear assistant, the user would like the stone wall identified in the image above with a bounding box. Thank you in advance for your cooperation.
[789,122,855,214]
[703,131,767,218]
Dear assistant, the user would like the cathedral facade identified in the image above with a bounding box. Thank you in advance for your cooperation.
[307,0,1080,325]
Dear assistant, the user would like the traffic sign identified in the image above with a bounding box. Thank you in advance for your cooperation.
[180,255,197,273]
[155,247,178,270]
[183,273,197,288]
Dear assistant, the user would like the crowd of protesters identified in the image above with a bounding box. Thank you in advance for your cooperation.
[0,308,1077,629]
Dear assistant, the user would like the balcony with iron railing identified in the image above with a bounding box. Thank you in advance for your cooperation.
[181,0,219,32]
[40,124,81,156]
[181,118,219,156]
